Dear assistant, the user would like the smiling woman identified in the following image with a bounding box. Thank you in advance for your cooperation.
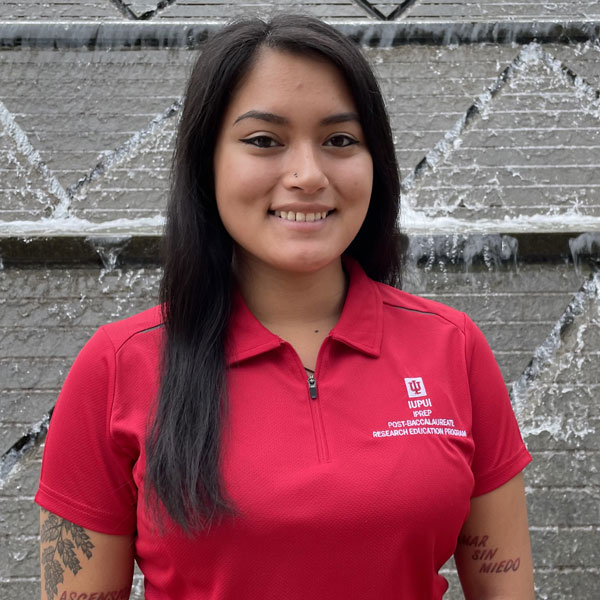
[35,14,533,600]
[214,48,372,278]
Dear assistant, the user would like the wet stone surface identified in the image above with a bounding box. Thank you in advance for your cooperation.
[0,261,597,599]
[401,0,600,21]
[2,43,599,227]
[404,44,600,221]
[0,0,121,20]
[155,0,368,20]
[0,48,190,225]
[2,1,600,599]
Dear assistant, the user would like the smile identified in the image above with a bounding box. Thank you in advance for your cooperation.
[271,210,334,222]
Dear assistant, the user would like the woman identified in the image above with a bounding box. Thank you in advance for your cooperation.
[37,15,534,600]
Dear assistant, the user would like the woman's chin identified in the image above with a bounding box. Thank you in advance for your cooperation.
[238,249,343,277]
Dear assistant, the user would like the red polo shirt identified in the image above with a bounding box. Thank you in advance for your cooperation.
[36,258,531,599]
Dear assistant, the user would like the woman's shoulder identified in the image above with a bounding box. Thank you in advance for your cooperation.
[375,281,469,333]
[61,305,164,391]
[97,304,164,353]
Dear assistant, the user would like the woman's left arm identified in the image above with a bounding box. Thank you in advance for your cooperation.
[455,472,534,600]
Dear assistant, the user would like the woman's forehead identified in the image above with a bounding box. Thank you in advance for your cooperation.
[223,48,357,124]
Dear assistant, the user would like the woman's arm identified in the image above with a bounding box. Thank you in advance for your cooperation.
[455,472,534,600]
[40,508,135,600]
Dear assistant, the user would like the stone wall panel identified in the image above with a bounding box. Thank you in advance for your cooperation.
[526,488,600,527]
[533,570,600,599]
[402,0,600,21]
[0,357,72,391]
[0,0,121,19]
[530,527,600,568]
[155,0,367,20]
[1,1,599,598]
[529,450,600,487]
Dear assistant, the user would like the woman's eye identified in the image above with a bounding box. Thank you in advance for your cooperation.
[241,136,280,148]
[326,135,358,148]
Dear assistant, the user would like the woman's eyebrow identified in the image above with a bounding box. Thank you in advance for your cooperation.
[320,112,360,126]
[233,110,360,126]
[234,110,287,125]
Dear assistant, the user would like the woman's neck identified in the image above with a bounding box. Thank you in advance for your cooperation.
[234,254,347,331]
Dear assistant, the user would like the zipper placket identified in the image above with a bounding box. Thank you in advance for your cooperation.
[306,372,330,463]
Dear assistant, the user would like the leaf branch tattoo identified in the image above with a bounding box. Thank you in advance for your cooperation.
[41,511,95,600]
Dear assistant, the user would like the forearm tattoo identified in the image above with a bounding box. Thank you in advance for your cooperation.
[53,590,129,600]
[40,510,95,600]
[458,533,521,574]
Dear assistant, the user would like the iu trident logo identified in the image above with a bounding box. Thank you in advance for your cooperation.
[404,377,427,398]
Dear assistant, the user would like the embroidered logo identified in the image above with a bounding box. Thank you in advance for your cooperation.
[404,377,427,398]
[371,376,466,439]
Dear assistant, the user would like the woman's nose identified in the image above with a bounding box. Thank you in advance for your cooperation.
[284,144,329,194]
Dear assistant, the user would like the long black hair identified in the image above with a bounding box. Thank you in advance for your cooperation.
[145,14,405,532]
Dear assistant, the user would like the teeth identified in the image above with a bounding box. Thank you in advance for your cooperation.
[273,210,330,222]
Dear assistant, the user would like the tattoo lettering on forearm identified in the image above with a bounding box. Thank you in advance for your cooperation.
[40,510,95,600]
[56,589,130,600]
[458,533,521,574]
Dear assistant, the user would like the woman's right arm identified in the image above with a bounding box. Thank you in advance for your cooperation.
[40,508,135,600]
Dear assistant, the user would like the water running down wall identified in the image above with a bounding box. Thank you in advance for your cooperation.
[0,1,599,598]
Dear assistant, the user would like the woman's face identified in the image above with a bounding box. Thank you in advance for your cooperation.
[213,48,373,275]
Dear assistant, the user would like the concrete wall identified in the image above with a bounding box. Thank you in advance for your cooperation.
[1,1,599,598]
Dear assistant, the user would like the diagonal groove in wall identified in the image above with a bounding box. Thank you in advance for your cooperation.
[0,100,71,219]
[401,43,600,198]
[108,0,139,20]
[511,267,600,437]
[352,0,386,20]
[401,50,519,195]
[68,98,182,198]
[387,0,421,21]
[353,0,421,21]
[0,98,182,227]
[0,410,52,489]
[107,0,177,20]
[516,269,599,390]
[138,0,178,21]
[537,46,600,103]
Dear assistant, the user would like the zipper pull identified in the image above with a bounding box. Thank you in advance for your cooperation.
[307,375,318,399]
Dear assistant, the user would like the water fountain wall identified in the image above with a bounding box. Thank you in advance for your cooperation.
[1,1,599,598]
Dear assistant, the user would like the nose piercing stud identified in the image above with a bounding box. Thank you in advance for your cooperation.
[293,172,298,178]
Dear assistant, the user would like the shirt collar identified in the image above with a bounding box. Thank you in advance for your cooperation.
[226,256,383,365]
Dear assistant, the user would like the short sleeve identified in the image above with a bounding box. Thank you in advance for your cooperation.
[35,327,137,535]
[464,315,532,497]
